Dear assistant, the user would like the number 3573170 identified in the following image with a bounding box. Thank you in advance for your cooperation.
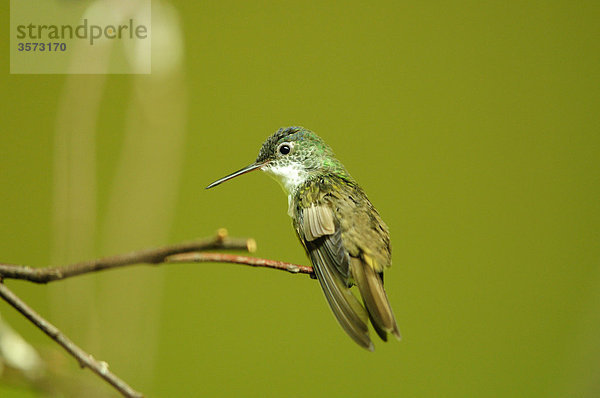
[17,42,67,51]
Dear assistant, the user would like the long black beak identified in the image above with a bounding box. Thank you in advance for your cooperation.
[206,162,264,189]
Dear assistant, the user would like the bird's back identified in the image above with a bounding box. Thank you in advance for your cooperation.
[291,174,399,349]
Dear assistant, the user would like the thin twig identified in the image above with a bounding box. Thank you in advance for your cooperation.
[0,282,143,398]
[0,229,255,283]
[166,252,313,274]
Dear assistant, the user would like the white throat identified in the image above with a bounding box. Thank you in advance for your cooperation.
[263,163,308,195]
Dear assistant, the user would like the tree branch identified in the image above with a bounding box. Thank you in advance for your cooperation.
[0,229,255,283]
[166,252,313,274]
[0,229,312,397]
[0,282,143,398]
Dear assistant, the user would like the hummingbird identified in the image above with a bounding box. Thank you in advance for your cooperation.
[206,126,400,350]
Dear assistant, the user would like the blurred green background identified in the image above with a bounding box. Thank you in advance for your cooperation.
[1,1,599,397]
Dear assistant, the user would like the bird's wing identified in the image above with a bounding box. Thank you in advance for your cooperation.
[299,204,373,350]
[325,182,401,342]
[302,205,335,241]
[302,205,347,279]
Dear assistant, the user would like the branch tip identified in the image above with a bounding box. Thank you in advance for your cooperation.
[216,228,228,241]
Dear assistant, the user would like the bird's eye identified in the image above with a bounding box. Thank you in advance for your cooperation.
[278,143,291,155]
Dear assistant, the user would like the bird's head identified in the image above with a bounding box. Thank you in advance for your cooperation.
[207,126,347,194]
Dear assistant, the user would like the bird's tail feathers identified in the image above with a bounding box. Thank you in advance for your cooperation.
[351,256,401,341]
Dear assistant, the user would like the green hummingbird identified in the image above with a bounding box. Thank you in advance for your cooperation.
[206,126,400,350]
